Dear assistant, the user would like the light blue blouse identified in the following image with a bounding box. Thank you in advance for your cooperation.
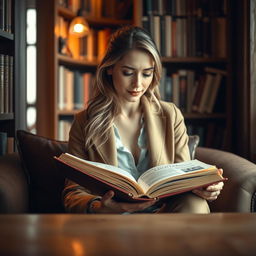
[113,120,150,180]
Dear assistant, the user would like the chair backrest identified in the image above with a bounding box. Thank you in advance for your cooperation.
[17,130,68,213]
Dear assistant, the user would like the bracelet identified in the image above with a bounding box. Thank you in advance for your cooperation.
[86,197,102,214]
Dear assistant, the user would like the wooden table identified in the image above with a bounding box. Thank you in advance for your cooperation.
[0,213,255,256]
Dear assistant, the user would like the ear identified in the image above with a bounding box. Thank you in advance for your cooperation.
[107,67,113,75]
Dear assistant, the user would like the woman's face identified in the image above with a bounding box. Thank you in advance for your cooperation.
[108,49,154,103]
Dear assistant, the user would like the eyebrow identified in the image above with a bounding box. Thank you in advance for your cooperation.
[121,65,154,71]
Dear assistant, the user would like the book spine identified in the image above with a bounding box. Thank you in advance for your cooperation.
[4,55,9,113]
[153,15,161,53]
[192,74,206,112]
[0,0,5,30]
[5,0,12,33]
[172,73,179,107]
[186,70,195,113]
[164,15,172,57]
[73,71,84,109]
[178,70,187,112]
[206,73,223,113]
[0,54,4,113]
[66,69,74,110]
[58,65,65,110]
[8,55,13,113]
[198,73,214,113]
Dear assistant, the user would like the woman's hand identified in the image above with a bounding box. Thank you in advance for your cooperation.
[92,190,156,214]
[192,169,224,201]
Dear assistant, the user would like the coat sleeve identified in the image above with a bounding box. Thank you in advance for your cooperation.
[172,104,191,162]
[62,112,100,213]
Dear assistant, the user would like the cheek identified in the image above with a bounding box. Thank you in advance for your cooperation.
[144,77,153,88]
[112,74,128,92]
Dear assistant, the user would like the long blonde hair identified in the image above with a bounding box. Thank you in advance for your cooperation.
[85,26,162,148]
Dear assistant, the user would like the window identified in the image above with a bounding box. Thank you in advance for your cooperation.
[26,8,37,133]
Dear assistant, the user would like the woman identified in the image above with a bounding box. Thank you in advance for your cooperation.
[62,26,224,214]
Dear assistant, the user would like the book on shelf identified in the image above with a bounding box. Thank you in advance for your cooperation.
[0,54,4,113]
[58,119,72,141]
[0,54,12,114]
[212,17,227,58]
[141,0,227,58]
[190,67,226,113]
[186,70,196,113]
[203,67,227,113]
[0,0,12,33]
[55,153,226,202]
[171,72,179,107]
[197,73,215,113]
[58,66,94,111]
[178,69,187,112]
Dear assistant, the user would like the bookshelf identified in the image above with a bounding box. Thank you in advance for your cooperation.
[133,0,233,150]
[37,0,134,140]
[0,0,26,155]
[37,0,234,151]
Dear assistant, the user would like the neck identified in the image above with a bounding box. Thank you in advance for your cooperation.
[119,100,141,119]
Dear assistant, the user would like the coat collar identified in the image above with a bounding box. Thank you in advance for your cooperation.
[141,96,166,167]
[92,96,166,167]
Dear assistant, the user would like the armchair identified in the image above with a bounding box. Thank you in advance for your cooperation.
[0,130,255,213]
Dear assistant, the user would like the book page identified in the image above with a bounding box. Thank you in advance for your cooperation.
[138,159,215,192]
[62,153,137,183]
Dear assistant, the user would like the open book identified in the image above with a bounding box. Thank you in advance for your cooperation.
[55,153,226,202]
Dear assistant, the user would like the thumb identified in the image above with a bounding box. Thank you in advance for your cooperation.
[101,190,115,204]
[218,168,223,176]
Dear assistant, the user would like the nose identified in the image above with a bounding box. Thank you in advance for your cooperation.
[133,73,142,89]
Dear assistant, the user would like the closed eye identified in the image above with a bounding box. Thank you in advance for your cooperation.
[122,71,133,76]
[143,73,153,77]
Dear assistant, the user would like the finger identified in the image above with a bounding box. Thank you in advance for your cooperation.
[193,189,220,200]
[101,190,115,205]
[206,182,224,192]
[218,168,223,176]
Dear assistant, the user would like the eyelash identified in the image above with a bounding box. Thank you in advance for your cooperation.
[122,72,152,77]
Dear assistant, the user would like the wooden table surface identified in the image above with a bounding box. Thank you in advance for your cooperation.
[0,213,255,256]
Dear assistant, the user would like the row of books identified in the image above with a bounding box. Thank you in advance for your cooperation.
[0,0,12,33]
[143,0,228,17]
[142,15,227,58]
[159,67,226,114]
[58,66,95,111]
[0,132,14,156]
[186,123,226,149]
[58,0,132,20]
[57,15,112,61]
[0,54,13,114]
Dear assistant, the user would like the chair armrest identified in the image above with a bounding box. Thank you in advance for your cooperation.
[0,153,29,213]
[195,147,256,212]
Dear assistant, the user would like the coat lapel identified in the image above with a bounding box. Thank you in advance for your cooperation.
[91,96,166,168]
[92,127,118,166]
[142,96,166,167]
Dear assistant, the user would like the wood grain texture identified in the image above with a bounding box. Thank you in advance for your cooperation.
[0,213,255,256]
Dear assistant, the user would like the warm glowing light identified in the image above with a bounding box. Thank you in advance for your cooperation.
[74,24,84,33]
[69,17,90,37]
[71,240,86,256]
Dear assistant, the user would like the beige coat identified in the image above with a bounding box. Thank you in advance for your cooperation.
[63,96,190,212]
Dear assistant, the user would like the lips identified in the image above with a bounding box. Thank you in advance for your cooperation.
[129,91,141,96]
[128,90,143,96]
